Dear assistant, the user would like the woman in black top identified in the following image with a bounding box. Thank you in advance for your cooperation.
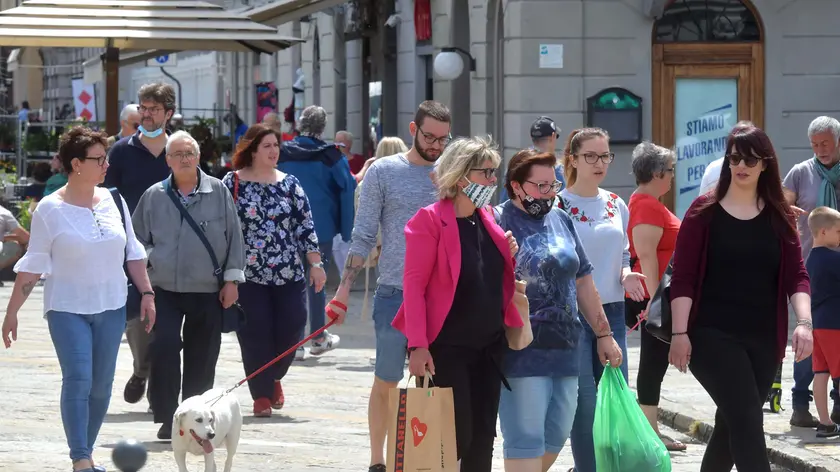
[669,123,813,472]
[393,136,523,471]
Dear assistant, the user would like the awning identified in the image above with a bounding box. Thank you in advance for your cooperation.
[6,48,21,72]
[0,0,304,54]
[245,0,348,26]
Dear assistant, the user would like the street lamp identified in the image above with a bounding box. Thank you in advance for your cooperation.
[433,46,476,80]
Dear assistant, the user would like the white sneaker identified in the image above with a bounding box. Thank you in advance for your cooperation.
[294,346,306,361]
[309,331,340,356]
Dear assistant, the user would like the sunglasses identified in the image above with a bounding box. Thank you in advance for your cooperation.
[470,167,497,179]
[726,154,768,168]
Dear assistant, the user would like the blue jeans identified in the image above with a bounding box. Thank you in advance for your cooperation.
[47,307,126,462]
[498,375,579,459]
[570,302,629,472]
[792,354,840,408]
[371,284,407,382]
[305,241,332,339]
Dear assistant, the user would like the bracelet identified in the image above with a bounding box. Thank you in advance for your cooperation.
[796,319,813,330]
[671,332,688,336]
[141,291,155,298]
[596,331,614,339]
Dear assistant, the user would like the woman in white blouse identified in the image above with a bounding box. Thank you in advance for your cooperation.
[1,126,155,472]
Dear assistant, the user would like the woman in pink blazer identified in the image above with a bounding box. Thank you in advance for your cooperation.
[392,136,523,471]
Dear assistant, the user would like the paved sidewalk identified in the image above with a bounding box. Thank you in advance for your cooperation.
[0,286,823,471]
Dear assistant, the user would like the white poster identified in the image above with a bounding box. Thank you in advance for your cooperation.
[539,44,563,69]
[71,78,97,122]
[674,78,738,218]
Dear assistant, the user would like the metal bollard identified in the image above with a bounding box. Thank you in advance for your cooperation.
[112,439,147,472]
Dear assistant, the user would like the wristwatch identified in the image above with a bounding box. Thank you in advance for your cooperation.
[311,261,324,269]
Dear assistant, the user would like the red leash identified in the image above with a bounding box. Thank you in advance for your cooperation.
[230,300,346,389]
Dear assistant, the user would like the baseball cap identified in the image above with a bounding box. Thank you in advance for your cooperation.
[530,116,558,139]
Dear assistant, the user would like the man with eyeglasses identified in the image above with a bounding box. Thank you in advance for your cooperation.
[104,82,176,412]
[499,116,567,202]
[326,100,451,472]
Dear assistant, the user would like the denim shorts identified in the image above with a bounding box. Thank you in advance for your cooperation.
[498,375,579,459]
[371,284,407,383]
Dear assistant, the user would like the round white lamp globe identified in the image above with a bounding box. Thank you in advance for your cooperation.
[434,51,464,80]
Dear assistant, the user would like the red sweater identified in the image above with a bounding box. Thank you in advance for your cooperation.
[669,196,810,361]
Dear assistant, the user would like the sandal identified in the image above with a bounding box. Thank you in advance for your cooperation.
[659,434,687,451]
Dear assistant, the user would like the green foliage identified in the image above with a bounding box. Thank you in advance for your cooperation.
[15,200,31,231]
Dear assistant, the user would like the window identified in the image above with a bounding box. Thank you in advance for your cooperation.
[654,0,760,43]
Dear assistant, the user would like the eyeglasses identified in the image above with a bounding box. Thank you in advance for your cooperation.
[417,125,451,146]
[470,167,497,179]
[726,154,767,168]
[80,155,108,167]
[577,152,615,164]
[169,151,198,161]
[526,180,563,194]
[139,105,164,115]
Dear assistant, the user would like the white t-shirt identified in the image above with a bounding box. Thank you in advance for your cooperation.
[14,188,146,316]
[699,157,725,195]
[558,188,631,304]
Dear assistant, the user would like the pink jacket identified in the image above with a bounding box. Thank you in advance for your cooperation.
[392,199,524,349]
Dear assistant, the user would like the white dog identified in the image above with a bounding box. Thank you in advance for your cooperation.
[171,388,242,472]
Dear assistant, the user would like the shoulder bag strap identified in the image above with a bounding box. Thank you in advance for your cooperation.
[109,187,129,269]
[233,172,240,201]
[163,178,225,287]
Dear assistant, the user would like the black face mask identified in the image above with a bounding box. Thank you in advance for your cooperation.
[521,194,553,218]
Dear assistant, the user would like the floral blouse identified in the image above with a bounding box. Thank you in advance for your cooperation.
[222,171,319,286]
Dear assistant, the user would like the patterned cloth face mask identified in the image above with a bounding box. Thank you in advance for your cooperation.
[521,193,553,218]
[463,179,496,209]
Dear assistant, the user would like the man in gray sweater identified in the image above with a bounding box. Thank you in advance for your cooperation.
[132,131,245,440]
[327,101,451,472]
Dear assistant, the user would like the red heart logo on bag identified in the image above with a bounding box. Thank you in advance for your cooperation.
[410,417,427,446]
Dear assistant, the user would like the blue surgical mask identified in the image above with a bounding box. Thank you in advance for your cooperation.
[138,124,164,138]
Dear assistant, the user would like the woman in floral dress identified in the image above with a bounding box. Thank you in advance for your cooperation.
[222,123,327,417]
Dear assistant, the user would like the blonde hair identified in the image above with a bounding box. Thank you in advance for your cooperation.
[375,136,408,158]
[433,135,501,200]
[808,206,840,235]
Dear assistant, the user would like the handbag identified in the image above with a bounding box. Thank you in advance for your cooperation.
[110,188,142,320]
[644,256,674,344]
[505,280,533,350]
[163,179,246,333]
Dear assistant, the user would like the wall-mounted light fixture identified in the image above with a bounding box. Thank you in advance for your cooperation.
[433,46,476,80]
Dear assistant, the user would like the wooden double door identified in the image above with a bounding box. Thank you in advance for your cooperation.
[652,42,764,217]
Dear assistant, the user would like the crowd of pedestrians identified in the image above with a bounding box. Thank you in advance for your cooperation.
[1,79,837,472]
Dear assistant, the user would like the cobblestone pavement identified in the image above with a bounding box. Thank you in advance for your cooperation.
[0,286,812,471]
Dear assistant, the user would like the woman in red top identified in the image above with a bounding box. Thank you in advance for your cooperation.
[669,124,812,471]
[626,141,684,451]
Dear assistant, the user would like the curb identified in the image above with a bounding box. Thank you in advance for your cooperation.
[658,407,835,472]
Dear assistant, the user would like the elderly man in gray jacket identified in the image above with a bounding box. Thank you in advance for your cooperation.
[132,130,245,440]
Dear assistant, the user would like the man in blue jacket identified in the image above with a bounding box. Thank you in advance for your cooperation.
[279,105,356,357]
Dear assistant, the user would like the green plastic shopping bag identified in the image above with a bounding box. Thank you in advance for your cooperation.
[593,364,672,472]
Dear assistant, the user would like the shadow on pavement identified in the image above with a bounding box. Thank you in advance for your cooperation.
[242,414,309,425]
[102,411,152,423]
[337,365,375,373]
[100,440,171,454]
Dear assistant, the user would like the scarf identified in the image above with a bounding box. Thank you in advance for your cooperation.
[813,156,840,210]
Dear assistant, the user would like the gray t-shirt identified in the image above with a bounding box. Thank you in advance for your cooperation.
[0,205,19,253]
[349,153,438,288]
[782,158,840,261]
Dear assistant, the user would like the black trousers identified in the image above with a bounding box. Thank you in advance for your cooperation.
[689,327,778,472]
[236,280,307,400]
[628,298,671,406]
[424,342,503,472]
[148,288,222,425]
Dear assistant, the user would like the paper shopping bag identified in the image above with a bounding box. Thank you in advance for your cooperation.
[386,378,458,472]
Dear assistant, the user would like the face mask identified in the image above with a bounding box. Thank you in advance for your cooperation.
[463,179,496,209]
[521,193,553,218]
[138,124,164,138]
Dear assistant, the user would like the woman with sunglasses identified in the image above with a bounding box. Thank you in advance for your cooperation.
[558,128,645,472]
[669,123,813,471]
[494,148,622,472]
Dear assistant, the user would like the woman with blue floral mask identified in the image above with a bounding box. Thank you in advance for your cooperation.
[393,136,522,470]
[494,148,622,472]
